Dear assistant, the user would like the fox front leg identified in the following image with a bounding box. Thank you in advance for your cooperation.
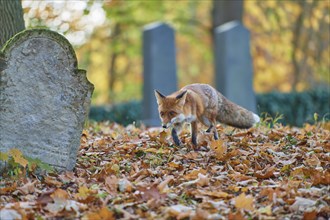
[191,121,198,147]
[171,128,182,146]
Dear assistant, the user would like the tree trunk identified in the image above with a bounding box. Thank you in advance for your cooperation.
[211,0,243,29]
[211,0,244,49]
[108,24,121,96]
[0,0,25,47]
[291,1,307,91]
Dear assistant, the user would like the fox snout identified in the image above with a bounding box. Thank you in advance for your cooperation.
[162,124,167,129]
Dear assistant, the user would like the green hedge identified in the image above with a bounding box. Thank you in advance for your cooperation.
[89,100,142,126]
[256,89,329,126]
[89,89,329,127]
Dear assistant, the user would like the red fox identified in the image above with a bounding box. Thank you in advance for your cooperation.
[155,83,260,148]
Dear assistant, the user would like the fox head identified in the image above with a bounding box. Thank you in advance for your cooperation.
[154,90,187,128]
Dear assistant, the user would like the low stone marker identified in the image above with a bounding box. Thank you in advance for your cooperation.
[142,22,178,127]
[0,29,94,170]
[214,21,257,112]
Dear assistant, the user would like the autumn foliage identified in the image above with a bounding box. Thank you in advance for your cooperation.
[1,122,329,219]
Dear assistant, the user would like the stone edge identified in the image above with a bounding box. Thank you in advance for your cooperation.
[1,28,77,68]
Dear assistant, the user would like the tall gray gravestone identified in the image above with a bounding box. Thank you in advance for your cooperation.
[214,21,257,112]
[143,22,177,126]
[0,29,94,170]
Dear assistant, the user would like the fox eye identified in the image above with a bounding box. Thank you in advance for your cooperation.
[160,112,165,117]
[169,111,176,116]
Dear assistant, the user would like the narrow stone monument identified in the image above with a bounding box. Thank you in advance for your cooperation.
[214,21,257,112]
[142,22,178,127]
[0,29,94,170]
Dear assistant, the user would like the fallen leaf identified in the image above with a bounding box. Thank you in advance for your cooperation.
[254,165,276,179]
[74,186,96,203]
[0,182,17,195]
[0,151,9,161]
[165,204,193,219]
[197,189,230,198]
[303,210,317,220]
[196,173,209,187]
[305,154,321,167]
[44,176,62,187]
[290,197,317,212]
[105,175,118,195]
[118,178,133,192]
[209,139,227,160]
[137,184,167,204]
[18,180,37,195]
[257,205,272,215]
[9,148,28,167]
[83,206,115,220]
[183,169,207,180]
[228,211,246,220]
[158,175,174,193]
[159,130,168,144]
[234,193,254,211]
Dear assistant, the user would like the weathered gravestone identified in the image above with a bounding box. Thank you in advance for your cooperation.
[214,21,257,113]
[0,29,94,170]
[142,22,178,126]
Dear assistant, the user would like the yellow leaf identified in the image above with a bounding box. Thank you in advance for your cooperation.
[234,193,254,211]
[209,140,227,160]
[9,148,23,157]
[75,186,91,200]
[0,152,9,161]
[9,148,28,167]
[159,130,168,144]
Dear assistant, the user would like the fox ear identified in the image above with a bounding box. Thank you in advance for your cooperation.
[175,90,187,105]
[154,90,165,104]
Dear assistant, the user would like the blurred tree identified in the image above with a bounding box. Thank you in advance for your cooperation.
[21,0,329,104]
[0,0,25,47]
[245,0,329,92]
[211,0,243,27]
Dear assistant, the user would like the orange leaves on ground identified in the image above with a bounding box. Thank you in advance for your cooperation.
[1,122,329,219]
[234,193,255,211]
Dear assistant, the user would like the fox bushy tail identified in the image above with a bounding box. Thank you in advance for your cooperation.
[216,92,260,129]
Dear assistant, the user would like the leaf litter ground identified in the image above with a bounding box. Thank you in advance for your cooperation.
[1,122,329,219]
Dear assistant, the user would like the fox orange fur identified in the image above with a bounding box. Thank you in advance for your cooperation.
[155,83,260,148]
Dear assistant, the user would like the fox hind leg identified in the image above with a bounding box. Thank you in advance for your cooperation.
[206,121,219,140]
[213,128,219,140]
